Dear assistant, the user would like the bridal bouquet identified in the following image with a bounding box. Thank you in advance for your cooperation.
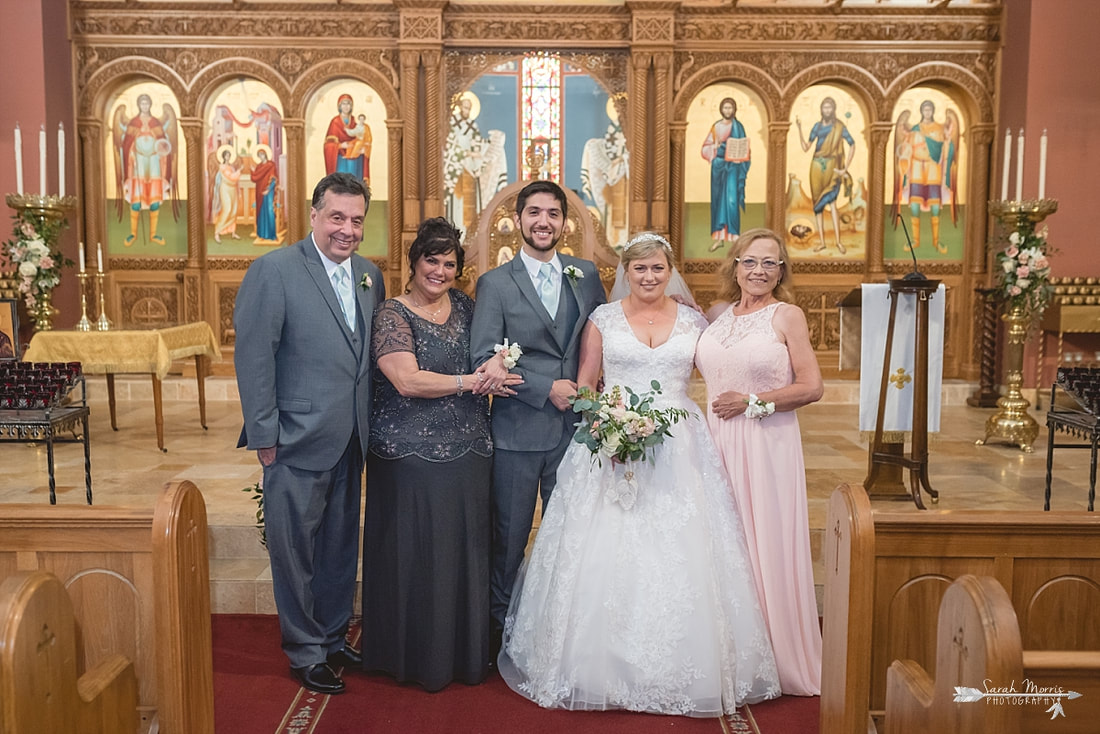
[570,381,690,465]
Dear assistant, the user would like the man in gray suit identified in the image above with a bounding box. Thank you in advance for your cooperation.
[234,172,384,694]
[470,180,606,645]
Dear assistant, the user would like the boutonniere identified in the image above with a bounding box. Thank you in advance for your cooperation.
[563,265,584,283]
[359,273,373,290]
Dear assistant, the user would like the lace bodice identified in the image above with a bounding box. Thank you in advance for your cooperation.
[589,301,709,410]
[696,302,792,394]
[368,290,491,462]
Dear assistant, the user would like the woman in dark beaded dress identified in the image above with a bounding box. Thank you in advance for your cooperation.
[363,217,521,691]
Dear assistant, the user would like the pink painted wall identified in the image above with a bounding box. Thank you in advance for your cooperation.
[0,0,78,340]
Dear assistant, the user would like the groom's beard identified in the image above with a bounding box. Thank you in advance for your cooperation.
[520,226,562,253]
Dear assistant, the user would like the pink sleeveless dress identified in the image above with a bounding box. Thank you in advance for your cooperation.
[695,301,822,696]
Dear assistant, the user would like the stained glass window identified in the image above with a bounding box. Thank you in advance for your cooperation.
[521,52,561,182]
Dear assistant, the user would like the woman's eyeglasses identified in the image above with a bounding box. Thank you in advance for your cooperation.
[736,257,783,272]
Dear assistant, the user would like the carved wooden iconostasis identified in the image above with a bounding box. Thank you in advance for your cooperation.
[70,0,1001,379]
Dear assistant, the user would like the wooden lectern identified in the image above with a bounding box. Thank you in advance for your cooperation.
[864,277,941,509]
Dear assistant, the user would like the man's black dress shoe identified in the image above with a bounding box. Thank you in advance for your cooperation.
[290,663,345,694]
[327,645,362,669]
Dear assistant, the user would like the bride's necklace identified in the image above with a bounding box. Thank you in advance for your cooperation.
[628,297,668,325]
[408,293,446,322]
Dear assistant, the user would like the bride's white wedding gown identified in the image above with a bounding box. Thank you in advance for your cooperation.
[498,302,780,717]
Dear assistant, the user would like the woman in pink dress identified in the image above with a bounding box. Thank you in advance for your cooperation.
[694,228,824,696]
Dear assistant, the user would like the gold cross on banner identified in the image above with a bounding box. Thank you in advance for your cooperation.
[890,367,912,390]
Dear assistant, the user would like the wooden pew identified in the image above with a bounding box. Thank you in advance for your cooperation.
[886,574,1100,734]
[822,483,1100,734]
[0,570,138,733]
[0,480,214,734]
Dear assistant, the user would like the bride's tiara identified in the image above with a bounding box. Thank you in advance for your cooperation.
[623,232,673,253]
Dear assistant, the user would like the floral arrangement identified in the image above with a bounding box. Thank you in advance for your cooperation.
[570,380,690,465]
[4,212,70,312]
[995,220,1053,323]
[494,338,522,369]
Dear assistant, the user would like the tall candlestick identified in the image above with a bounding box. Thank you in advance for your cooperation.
[96,242,103,272]
[57,123,65,197]
[14,123,23,194]
[78,241,85,273]
[1015,129,1025,201]
[1000,128,1011,201]
[38,124,46,194]
[1038,129,1048,199]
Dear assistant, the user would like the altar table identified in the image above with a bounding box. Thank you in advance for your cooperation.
[24,322,222,452]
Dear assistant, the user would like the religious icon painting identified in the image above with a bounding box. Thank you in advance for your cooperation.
[683,83,768,260]
[103,81,187,257]
[203,79,288,255]
[785,85,869,260]
[0,299,18,360]
[886,88,966,262]
[306,79,389,258]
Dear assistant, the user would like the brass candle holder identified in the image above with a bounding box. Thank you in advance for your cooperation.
[95,270,111,331]
[976,197,1058,452]
[76,271,92,331]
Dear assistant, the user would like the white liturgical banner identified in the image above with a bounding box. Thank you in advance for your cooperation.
[858,283,946,433]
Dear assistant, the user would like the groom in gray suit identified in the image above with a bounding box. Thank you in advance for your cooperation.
[234,172,384,694]
[470,180,606,640]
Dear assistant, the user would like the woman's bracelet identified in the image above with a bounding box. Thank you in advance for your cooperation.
[455,374,464,396]
[745,393,775,420]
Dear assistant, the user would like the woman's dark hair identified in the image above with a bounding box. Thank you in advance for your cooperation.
[406,217,465,289]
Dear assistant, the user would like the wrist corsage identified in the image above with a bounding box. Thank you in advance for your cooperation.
[563,264,584,282]
[494,338,523,369]
[745,393,775,420]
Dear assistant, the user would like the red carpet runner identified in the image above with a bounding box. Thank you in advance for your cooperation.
[212,615,818,733]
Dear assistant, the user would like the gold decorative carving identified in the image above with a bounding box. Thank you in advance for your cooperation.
[633,15,674,45]
[218,286,239,347]
[677,13,999,46]
[206,259,255,271]
[401,12,442,42]
[444,51,627,107]
[108,258,187,271]
[120,286,179,327]
[793,290,847,352]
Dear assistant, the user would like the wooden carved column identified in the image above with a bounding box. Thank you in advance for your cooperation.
[386,118,405,294]
[76,119,103,255]
[629,51,651,230]
[422,49,444,219]
[867,122,895,279]
[668,121,687,263]
[282,120,306,245]
[767,121,790,235]
[963,123,995,382]
[651,51,673,234]
[399,48,421,235]
[179,117,206,324]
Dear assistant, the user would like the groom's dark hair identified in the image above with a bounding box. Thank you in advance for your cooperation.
[515,180,568,220]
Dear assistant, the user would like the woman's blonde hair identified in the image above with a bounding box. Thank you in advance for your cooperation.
[717,228,795,304]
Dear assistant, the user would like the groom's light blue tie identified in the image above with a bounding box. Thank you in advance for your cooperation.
[537,262,559,317]
[332,267,356,331]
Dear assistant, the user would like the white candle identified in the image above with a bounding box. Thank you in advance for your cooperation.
[57,123,65,197]
[1015,129,1025,201]
[78,241,85,273]
[14,123,23,194]
[1000,128,1011,201]
[96,242,103,272]
[1038,129,1048,199]
[38,124,46,194]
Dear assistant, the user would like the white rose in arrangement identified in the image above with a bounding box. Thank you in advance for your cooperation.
[1015,278,1031,289]
[599,430,622,457]
[18,261,38,278]
[1008,231,1022,246]
[25,239,49,258]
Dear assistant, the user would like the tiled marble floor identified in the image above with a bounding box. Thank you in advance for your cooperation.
[2,375,1095,613]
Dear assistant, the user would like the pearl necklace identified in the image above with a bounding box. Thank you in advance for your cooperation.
[408,293,446,322]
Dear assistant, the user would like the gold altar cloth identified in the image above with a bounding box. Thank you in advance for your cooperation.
[24,322,221,378]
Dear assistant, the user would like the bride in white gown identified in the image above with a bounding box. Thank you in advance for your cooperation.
[498,233,780,717]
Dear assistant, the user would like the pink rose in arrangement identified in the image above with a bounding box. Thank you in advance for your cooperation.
[1034,256,1049,269]
[1009,285,1022,296]
[20,222,36,238]
[1016,265,1030,278]
[1005,245,1019,258]
[40,255,55,269]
